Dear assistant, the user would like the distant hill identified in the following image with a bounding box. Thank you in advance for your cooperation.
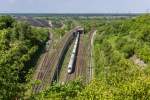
[0,13,142,17]
[15,16,50,27]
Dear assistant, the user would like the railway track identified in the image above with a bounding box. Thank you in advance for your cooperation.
[33,33,72,93]
[64,34,85,82]
[58,39,76,83]
[33,27,83,93]
[33,52,56,93]
[87,30,97,82]
[64,30,97,83]
[75,34,87,78]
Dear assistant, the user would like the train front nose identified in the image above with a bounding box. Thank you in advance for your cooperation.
[68,67,72,74]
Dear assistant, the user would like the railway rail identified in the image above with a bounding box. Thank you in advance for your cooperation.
[64,30,97,83]
[74,34,87,81]
[87,30,97,82]
[64,33,85,83]
[33,26,83,93]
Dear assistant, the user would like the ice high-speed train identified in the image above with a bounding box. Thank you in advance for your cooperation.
[68,32,80,73]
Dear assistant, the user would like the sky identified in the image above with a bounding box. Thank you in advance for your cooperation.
[0,0,150,13]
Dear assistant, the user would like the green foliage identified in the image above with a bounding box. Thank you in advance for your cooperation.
[32,15,150,100]
[0,16,48,99]
[2,15,150,99]
[31,27,49,42]
[91,15,150,100]
[31,80,84,100]
[78,78,150,100]
[0,16,15,29]
[53,28,66,37]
